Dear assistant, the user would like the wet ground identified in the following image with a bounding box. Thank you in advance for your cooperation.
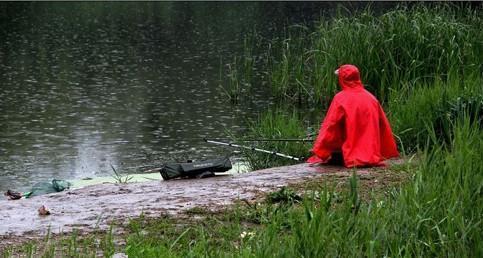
[0,160,406,250]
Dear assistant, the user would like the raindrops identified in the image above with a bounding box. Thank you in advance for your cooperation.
[0,2,279,191]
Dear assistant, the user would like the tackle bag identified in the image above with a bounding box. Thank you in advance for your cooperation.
[160,156,232,180]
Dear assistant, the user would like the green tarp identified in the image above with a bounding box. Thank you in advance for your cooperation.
[24,179,72,198]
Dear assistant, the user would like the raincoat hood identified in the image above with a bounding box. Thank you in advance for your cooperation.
[338,64,364,90]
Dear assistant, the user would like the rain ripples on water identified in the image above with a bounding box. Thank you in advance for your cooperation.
[0,2,372,190]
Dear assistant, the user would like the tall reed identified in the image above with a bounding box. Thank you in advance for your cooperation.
[234,3,482,106]
[388,72,482,152]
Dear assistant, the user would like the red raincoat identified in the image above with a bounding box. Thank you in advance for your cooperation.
[307,64,399,167]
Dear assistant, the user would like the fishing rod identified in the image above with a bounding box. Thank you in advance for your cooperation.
[204,139,304,161]
[204,132,316,143]
[204,137,314,143]
[100,134,317,145]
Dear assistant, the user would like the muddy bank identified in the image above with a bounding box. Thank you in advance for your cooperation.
[0,161,404,249]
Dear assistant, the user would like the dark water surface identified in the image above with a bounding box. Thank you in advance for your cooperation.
[0,2,397,191]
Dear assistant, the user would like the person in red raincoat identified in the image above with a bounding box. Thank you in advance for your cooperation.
[307,64,399,167]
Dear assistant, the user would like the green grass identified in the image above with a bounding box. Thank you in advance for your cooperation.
[0,228,117,257]
[228,3,482,106]
[236,109,312,170]
[388,72,482,152]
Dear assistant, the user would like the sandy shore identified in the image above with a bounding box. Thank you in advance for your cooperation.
[0,161,403,249]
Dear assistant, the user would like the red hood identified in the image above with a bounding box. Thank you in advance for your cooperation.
[338,64,364,90]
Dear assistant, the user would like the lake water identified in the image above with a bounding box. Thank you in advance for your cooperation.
[0,2,397,191]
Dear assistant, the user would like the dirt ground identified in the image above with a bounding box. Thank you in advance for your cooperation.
[0,159,409,251]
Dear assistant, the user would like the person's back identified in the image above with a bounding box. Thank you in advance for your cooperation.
[308,64,399,167]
